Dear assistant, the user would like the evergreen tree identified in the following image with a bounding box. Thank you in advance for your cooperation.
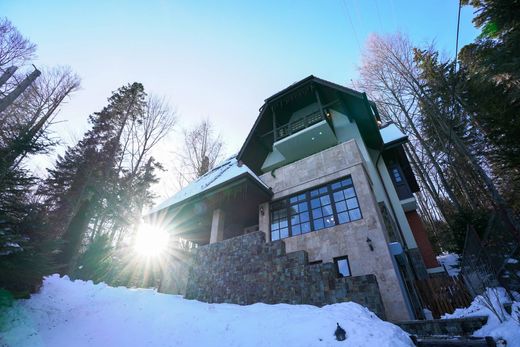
[460,0,520,211]
[0,19,79,297]
[40,83,146,274]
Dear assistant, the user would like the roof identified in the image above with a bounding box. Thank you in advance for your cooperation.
[147,157,270,215]
[379,123,408,147]
[238,75,384,174]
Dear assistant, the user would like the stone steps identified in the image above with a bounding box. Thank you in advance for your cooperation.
[398,317,495,347]
[410,336,496,347]
[397,317,488,337]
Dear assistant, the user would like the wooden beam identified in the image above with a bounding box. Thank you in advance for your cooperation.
[271,106,277,141]
[315,87,335,135]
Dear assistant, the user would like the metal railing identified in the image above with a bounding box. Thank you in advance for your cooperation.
[460,216,520,298]
[276,111,325,141]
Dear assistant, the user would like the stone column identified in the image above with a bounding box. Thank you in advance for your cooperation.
[258,202,270,242]
[210,208,225,244]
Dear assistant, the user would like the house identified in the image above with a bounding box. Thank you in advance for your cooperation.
[148,76,442,322]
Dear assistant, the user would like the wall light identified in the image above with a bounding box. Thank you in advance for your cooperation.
[366,237,374,251]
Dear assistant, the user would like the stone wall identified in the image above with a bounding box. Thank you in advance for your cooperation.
[183,231,387,319]
[259,140,411,321]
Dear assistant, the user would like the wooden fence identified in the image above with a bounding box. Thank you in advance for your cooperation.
[415,275,473,318]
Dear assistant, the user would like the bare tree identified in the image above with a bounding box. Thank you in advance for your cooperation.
[356,33,463,219]
[118,94,177,176]
[0,66,80,181]
[357,32,519,245]
[177,119,224,184]
[0,17,36,70]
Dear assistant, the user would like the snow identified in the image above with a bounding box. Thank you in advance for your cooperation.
[443,288,520,346]
[437,253,461,277]
[147,157,268,215]
[379,123,407,145]
[507,258,519,264]
[1,275,414,347]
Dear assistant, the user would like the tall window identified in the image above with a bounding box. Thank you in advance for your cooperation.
[270,176,362,241]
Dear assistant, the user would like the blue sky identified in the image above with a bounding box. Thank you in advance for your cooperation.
[1,0,480,195]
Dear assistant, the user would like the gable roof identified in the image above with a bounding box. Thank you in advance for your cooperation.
[147,157,270,215]
[237,75,384,173]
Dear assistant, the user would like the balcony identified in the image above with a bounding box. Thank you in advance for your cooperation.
[275,111,325,141]
[272,111,337,165]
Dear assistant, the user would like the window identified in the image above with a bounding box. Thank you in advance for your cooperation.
[310,187,335,230]
[330,177,362,224]
[270,200,289,241]
[334,256,351,278]
[288,193,311,236]
[270,175,362,240]
[391,168,402,183]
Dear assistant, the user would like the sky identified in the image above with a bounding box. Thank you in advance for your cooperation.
[1,0,480,199]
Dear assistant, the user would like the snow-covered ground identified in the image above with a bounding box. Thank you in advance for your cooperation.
[443,288,520,346]
[1,275,413,347]
[436,253,461,276]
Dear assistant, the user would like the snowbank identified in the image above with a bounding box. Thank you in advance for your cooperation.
[436,253,460,277]
[1,275,414,347]
[443,288,520,346]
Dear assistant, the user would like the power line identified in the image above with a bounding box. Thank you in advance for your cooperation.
[341,0,362,51]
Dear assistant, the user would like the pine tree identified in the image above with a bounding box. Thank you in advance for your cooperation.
[0,19,79,297]
[40,83,146,274]
[459,0,520,211]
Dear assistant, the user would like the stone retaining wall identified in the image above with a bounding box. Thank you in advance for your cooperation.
[182,231,386,319]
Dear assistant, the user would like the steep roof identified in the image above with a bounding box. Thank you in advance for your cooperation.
[148,157,270,215]
[237,75,384,174]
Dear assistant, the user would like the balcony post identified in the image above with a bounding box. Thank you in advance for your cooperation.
[314,88,324,117]
[271,106,277,141]
[210,208,225,244]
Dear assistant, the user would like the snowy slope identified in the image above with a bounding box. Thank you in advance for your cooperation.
[443,288,520,346]
[1,275,414,347]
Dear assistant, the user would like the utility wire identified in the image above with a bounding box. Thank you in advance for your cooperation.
[341,0,362,51]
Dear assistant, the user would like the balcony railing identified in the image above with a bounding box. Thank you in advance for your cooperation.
[275,111,325,141]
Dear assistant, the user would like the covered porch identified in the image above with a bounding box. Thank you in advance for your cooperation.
[146,160,272,246]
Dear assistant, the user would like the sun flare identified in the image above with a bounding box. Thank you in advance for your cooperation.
[134,223,170,257]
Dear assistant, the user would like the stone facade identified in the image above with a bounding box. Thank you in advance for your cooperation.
[181,231,386,319]
[258,140,411,321]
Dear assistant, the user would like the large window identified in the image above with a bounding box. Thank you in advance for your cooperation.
[270,176,362,241]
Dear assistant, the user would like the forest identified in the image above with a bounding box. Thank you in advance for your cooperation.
[1,0,519,299]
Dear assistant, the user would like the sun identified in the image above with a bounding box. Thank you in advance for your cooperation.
[134,223,170,258]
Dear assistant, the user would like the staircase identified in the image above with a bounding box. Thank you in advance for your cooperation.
[396,317,497,346]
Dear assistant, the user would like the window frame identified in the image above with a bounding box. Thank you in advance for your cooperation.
[334,255,352,278]
[269,175,362,241]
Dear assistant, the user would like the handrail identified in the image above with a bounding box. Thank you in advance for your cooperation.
[276,111,325,141]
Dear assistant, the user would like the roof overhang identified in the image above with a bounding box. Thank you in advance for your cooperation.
[147,172,272,218]
[237,75,384,174]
